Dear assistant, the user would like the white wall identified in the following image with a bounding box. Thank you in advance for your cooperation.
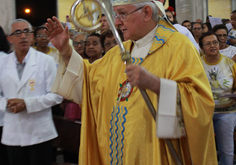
[0,0,16,34]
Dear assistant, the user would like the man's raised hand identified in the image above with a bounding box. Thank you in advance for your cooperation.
[45,16,72,65]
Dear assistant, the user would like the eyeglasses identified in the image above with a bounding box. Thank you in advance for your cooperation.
[36,34,48,38]
[112,6,144,22]
[193,27,202,31]
[203,41,219,47]
[215,34,228,38]
[9,29,32,37]
[73,41,86,47]
[104,40,117,47]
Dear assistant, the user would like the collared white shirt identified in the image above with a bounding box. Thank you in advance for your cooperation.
[0,51,7,127]
[13,50,29,80]
[131,25,158,58]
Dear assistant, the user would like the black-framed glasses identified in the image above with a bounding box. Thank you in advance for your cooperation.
[216,34,228,38]
[36,34,48,38]
[112,6,144,22]
[193,27,202,31]
[9,29,32,37]
[73,41,86,47]
[104,40,117,47]
[203,41,219,47]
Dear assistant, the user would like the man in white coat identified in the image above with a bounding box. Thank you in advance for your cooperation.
[0,19,63,165]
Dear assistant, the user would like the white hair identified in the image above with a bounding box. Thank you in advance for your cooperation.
[8,18,32,34]
[69,29,76,35]
[73,32,89,41]
[133,2,159,22]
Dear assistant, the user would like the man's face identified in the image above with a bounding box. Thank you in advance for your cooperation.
[192,23,202,37]
[35,28,50,47]
[8,22,32,54]
[113,4,144,41]
[73,34,86,56]
[231,13,236,29]
[183,22,191,30]
[85,36,103,58]
[100,16,109,33]
[104,36,117,53]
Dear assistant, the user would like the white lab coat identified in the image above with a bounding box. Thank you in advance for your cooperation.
[0,48,63,146]
[0,51,7,127]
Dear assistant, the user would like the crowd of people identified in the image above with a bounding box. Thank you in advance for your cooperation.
[1,0,236,164]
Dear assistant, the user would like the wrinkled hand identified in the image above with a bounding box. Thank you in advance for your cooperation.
[126,65,160,95]
[7,99,26,113]
[45,16,72,58]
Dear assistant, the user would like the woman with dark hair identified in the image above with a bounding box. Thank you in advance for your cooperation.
[203,22,212,33]
[212,24,236,62]
[100,29,124,53]
[165,9,177,24]
[205,15,212,23]
[199,31,236,165]
[0,26,10,55]
[84,33,104,63]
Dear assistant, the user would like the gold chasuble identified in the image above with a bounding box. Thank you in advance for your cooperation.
[52,19,217,165]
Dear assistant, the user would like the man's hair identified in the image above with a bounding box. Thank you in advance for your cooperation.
[72,32,89,42]
[192,22,204,30]
[212,24,228,34]
[98,14,105,20]
[34,26,48,38]
[133,2,159,22]
[8,18,32,35]
[69,29,76,35]
[87,32,100,38]
[100,29,124,49]
[199,31,219,49]
[222,18,230,25]
[232,10,236,14]
[182,20,191,26]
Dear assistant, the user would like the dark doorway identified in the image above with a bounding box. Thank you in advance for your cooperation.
[168,0,176,12]
[15,0,57,28]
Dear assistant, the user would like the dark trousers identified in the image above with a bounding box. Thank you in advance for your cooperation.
[6,140,52,165]
[0,127,10,165]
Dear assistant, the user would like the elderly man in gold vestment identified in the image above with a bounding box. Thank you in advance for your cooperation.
[45,0,217,164]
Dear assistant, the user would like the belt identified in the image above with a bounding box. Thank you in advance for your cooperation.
[215,102,236,114]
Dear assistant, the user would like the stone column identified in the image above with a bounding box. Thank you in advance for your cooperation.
[103,0,114,16]
[175,0,207,24]
[232,0,236,12]
[0,0,16,34]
